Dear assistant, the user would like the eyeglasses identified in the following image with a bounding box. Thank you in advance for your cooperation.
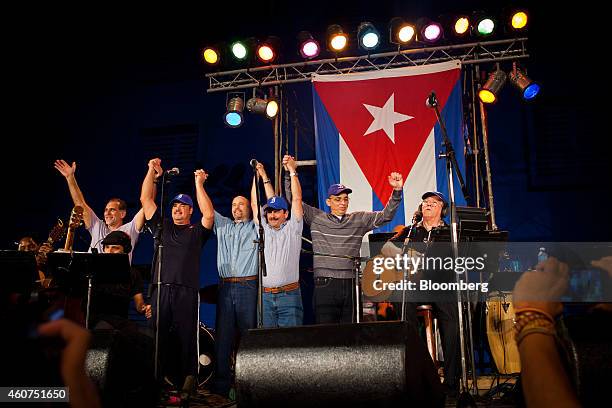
[422,200,442,207]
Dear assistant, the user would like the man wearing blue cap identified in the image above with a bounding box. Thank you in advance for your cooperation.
[251,158,304,328]
[140,158,214,396]
[283,155,404,324]
[384,191,459,396]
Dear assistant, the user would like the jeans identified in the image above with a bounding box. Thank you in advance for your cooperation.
[314,277,355,324]
[263,287,303,328]
[213,279,257,396]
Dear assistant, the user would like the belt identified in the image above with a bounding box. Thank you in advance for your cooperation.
[221,276,258,283]
[263,281,299,294]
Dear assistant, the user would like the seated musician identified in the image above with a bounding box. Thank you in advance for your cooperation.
[18,236,54,288]
[381,191,460,397]
[89,231,151,330]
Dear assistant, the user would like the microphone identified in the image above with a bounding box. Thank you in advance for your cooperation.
[425,91,438,108]
[412,209,423,224]
[165,167,180,176]
[250,159,258,168]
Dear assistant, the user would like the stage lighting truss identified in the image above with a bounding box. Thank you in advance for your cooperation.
[298,31,320,59]
[509,62,539,100]
[358,22,380,51]
[206,36,528,93]
[224,93,245,128]
[478,68,507,104]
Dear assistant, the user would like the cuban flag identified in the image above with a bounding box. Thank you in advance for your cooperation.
[312,60,467,232]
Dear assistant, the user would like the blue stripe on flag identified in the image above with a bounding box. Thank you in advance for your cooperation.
[313,88,340,211]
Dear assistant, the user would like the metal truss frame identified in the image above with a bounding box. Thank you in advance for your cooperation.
[205,37,528,93]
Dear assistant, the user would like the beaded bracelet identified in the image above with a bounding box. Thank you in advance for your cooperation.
[515,326,557,346]
[513,310,555,336]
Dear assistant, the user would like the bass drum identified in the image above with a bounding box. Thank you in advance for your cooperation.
[486,292,521,374]
[198,323,215,388]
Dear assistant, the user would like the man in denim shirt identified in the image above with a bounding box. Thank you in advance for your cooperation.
[200,176,258,398]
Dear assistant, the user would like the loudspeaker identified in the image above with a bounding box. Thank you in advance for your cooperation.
[86,328,159,407]
[235,321,445,407]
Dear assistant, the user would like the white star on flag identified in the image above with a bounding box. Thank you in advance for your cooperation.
[363,93,413,143]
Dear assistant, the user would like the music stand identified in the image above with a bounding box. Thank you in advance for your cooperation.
[47,252,131,329]
[0,250,37,297]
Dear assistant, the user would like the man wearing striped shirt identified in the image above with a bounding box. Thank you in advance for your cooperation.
[284,155,404,323]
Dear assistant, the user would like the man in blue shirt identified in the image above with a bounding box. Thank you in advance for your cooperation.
[198,175,258,398]
[251,158,304,327]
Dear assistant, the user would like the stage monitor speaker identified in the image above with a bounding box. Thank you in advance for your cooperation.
[235,321,445,407]
[86,328,158,407]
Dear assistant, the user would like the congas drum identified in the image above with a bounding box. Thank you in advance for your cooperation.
[198,323,215,388]
[486,292,521,374]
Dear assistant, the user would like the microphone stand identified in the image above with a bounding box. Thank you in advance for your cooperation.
[429,92,477,407]
[153,172,169,380]
[301,248,366,323]
[400,218,419,321]
[252,172,267,329]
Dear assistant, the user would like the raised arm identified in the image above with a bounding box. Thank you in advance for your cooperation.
[256,162,275,199]
[195,169,214,229]
[140,158,162,220]
[54,160,94,229]
[363,172,404,229]
[283,155,303,220]
[250,175,260,225]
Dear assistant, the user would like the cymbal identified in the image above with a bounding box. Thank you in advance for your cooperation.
[199,284,218,304]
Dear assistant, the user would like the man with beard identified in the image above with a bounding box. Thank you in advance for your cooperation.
[251,157,304,327]
[140,158,213,396]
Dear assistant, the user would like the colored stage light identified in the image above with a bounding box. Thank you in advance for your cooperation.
[327,24,348,52]
[476,17,496,36]
[478,69,507,104]
[509,66,540,100]
[511,11,528,30]
[389,18,416,44]
[202,47,219,64]
[298,31,320,59]
[421,21,443,43]
[454,17,470,35]
[231,42,248,60]
[224,96,244,128]
[257,45,275,62]
[246,97,279,119]
[358,22,380,50]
